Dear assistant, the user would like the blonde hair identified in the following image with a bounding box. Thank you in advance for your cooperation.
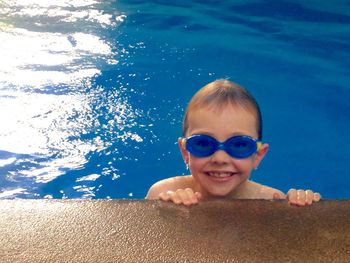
[182,79,263,140]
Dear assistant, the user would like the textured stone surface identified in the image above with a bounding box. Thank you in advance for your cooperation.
[0,199,349,262]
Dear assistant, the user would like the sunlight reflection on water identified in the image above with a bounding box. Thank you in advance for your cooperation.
[0,0,142,198]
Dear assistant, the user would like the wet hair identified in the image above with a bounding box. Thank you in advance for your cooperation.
[182,79,263,140]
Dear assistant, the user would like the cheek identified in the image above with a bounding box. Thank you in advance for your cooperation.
[234,158,255,172]
[188,156,207,172]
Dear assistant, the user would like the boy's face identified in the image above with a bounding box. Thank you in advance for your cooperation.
[179,104,268,198]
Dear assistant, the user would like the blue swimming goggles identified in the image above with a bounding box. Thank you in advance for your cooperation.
[182,134,262,159]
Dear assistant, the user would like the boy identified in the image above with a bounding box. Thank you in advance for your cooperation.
[147,79,321,206]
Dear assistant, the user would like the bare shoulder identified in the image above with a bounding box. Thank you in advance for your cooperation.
[145,175,193,199]
[246,180,285,199]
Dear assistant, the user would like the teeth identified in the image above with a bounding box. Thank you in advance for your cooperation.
[207,172,233,178]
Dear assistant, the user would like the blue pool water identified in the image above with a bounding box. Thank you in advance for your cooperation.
[0,0,349,199]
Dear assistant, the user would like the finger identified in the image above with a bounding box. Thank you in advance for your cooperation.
[172,189,193,205]
[273,192,281,199]
[287,189,298,205]
[171,190,184,204]
[158,191,173,201]
[313,192,321,202]
[273,192,286,200]
[176,188,193,205]
[195,191,202,201]
[305,190,314,205]
[184,188,199,205]
[296,190,306,206]
[183,188,202,205]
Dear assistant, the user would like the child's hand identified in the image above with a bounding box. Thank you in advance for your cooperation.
[274,189,321,206]
[158,188,202,206]
[286,189,321,206]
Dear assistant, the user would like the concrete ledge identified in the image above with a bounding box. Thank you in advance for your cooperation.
[0,200,349,262]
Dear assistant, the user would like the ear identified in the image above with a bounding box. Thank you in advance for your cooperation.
[178,137,189,164]
[253,143,269,169]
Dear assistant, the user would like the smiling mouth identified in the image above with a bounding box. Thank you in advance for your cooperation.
[206,172,235,178]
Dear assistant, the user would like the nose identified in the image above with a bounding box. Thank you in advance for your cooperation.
[210,149,231,164]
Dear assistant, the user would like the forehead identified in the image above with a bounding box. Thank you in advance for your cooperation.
[186,104,259,139]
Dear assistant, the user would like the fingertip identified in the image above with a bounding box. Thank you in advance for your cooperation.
[183,200,192,206]
[314,193,321,202]
[190,196,198,204]
[273,192,286,200]
[273,193,280,199]
[158,192,168,201]
[305,199,312,206]
[195,192,202,200]
[288,196,303,206]
[173,199,182,205]
[297,199,306,207]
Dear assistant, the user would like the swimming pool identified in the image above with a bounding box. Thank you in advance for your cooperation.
[0,0,349,199]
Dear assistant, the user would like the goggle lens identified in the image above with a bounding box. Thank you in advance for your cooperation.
[226,136,258,158]
[185,134,260,159]
[185,135,217,157]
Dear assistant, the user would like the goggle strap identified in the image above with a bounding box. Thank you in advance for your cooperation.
[181,138,186,148]
[257,142,262,152]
